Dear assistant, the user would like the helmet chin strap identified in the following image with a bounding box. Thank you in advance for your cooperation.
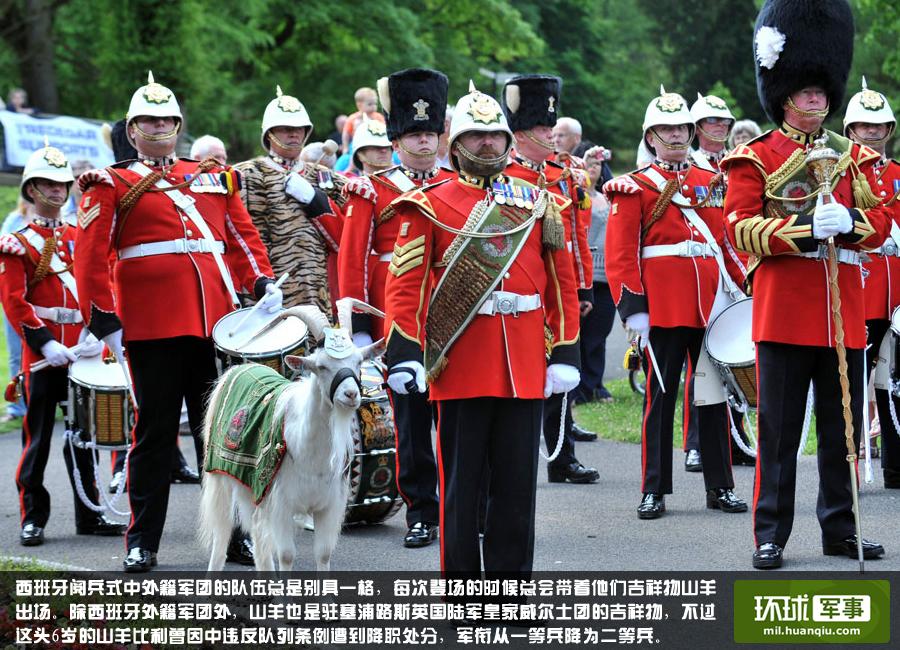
[31,182,67,209]
[396,139,438,158]
[520,129,555,151]
[650,128,691,151]
[267,130,303,152]
[455,141,510,167]
[132,121,181,142]
[696,124,730,144]
[786,97,829,119]
[847,125,894,148]
[357,152,392,171]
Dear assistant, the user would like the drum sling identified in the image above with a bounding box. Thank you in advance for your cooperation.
[205,364,293,504]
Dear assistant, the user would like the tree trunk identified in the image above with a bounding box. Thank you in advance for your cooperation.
[18,0,59,114]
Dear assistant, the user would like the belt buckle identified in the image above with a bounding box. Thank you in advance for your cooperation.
[187,239,201,253]
[884,241,898,257]
[56,308,76,324]
[689,242,705,258]
[495,294,518,317]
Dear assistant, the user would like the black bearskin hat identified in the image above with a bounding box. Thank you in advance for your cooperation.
[754,0,854,124]
[501,74,562,132]
[377,68,449,141]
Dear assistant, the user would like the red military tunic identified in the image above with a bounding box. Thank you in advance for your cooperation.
[74,159,274,341]
[383,176,581,401]
[0,222,83,370]
[861,158,900,320]
[507,157,593,294]
[338,166,456,335]
[604,163,736,327]
[721,128,891,349]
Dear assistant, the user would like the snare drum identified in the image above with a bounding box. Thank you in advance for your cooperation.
[705,298,758,409]
[212,308,310,378]
[67,355,135,450]
[344,360,402,525]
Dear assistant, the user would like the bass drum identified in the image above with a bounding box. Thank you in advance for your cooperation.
[344,360,402,525]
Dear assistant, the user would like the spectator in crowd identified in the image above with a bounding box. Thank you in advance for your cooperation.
[436,105,453,168]
[5,88,36,115]
[0,199,33,422]
[326,115,347,151]
[189,135,227,164]
[573,146,616,404]
[552,117,583,155]
[728,119,762,149]
[341,87,385,153]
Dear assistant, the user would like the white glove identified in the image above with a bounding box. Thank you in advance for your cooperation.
[352,331,373,348]
[77,330,103,358]
[102,329,125,361]
[284,173,316,204]
[813,196,853,239]
[387,361,426,395]
[258,282,284,314]
[40,340,77,367]
[544,363,581,398]
[624,312,650,345]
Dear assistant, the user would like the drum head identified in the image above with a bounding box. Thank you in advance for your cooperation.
[69,355,129,389]
[891,305,900,336]
[213,308,309,357]
[705,298,754,366]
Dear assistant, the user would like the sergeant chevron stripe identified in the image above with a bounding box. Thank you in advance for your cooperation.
[389,235,426,277]
[77,203,101,230]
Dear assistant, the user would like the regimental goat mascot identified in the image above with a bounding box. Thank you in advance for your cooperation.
[199,305,383,572]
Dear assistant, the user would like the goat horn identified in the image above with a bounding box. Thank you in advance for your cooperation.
[335,297,385,332]
[279,305,331,341]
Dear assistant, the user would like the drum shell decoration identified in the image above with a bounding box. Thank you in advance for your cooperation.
[67,356,135,450]
[344,360,402,525]
[212,307,311,379]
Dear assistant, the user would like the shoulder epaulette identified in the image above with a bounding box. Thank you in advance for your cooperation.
[602,174,642,196]
[77,168,115,192]
[720,145,765,173]
[343,175,377,202]
[371,165,400,178]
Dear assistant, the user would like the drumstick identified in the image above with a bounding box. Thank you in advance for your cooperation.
[29,342,86,373]
[228,272,289,337]
[644,338,667,395]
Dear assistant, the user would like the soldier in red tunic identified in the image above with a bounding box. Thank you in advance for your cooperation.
[842,78,900,489]
[605,87,747,521]
[74,73,279,572]
[501,74,599,485]
[722,0,889,568]
[383,82,581,577]
[338,68,454,548]
[0,144,123,547]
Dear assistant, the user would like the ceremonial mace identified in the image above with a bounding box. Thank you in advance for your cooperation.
[806,135,865,573]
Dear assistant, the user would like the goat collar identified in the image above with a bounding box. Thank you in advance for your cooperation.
[329,368,361,404]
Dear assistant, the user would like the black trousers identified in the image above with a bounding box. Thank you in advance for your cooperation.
[754,341,863,548]
[125,336,218,552]
[542,392,577,469]
[574,281,616,401]
[866,319,900,473]
[390,390,439,527]
[640,326,733,494]
[16,366,99,528]
[436,397,542,578]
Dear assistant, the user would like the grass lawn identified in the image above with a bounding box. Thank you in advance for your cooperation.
[574,375,820,455]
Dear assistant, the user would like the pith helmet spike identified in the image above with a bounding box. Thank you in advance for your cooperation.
[660,84,666,95]
[861,75,868,91]
[276,85,283,97]
[148,70,154,84]
[469,80,477,93]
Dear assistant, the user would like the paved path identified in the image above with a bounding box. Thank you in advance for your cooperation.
[1,420,898,574]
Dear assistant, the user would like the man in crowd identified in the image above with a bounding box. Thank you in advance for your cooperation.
[338,68,454,548]
[0,143,122,546]
[843,77,900,490]
[605,86,747,520]
[190,135,227,165]
[236,86,335,315]
[502,74,599,483]
[74,72,282,572]
[383,81,581,578]
[722,0,888,568]
[552,117,583,156]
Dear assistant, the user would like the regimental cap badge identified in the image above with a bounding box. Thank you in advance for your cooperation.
[367,120,387,136]
[859,77,886,111]
[413,98,430,121]
[548,96,556,113]
[705,95,728,110]
[467,81,502,125]
[657,93,685,113]
[275,85,302,113]
[323,327,353,359]
[42,137,67,168]
[142,70,173,105]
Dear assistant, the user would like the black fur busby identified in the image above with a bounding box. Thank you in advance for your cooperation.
[754,0,854,125]
[378,68,449,141]
[111,119,137,162]
[501,74,562,132]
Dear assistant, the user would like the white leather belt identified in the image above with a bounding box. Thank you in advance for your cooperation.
[377,252,392,262]
[870,238,900,257]
[33,306,82,324]
[795,244,861,265]
[476,291,542,317]
[118,238,225,260]
[641,240,717,259]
